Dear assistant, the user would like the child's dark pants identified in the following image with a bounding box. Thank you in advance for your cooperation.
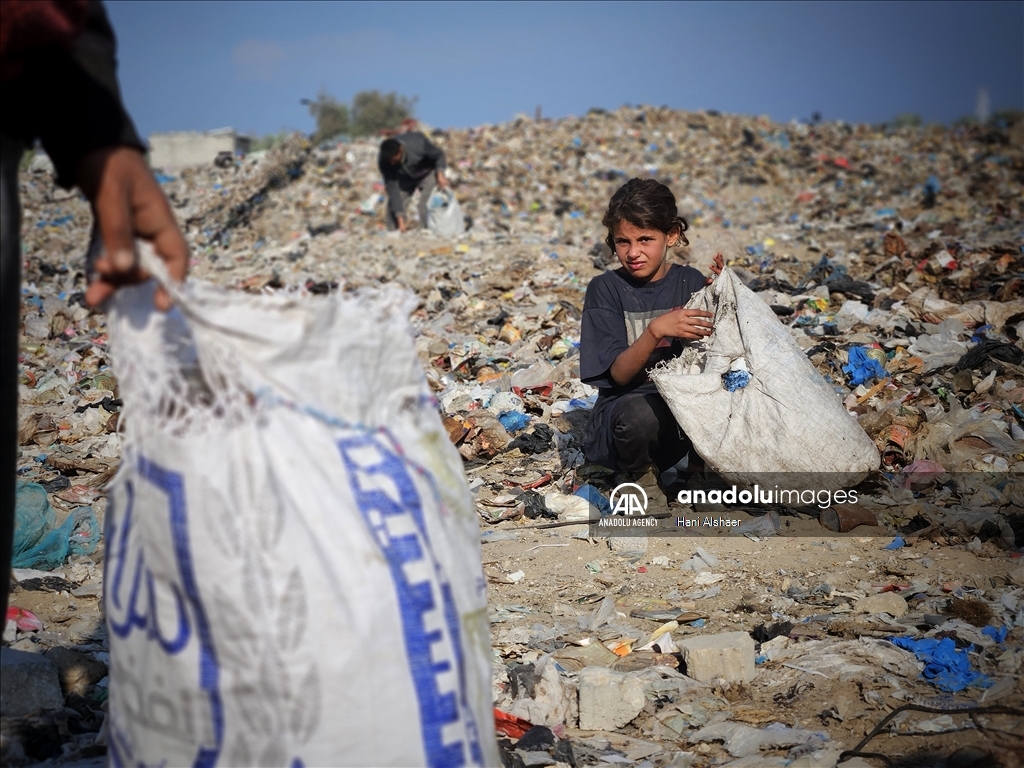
[609,391,690,473]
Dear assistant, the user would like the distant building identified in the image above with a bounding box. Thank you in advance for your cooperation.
[148,128,252,170]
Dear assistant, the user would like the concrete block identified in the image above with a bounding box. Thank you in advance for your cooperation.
[677,631,756,683]
[507,657,574,728]
[577,666,645,731]
[0,647,64,716]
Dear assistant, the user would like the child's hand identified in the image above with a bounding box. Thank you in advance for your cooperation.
[706,253,724,284]
[649,308,714,341]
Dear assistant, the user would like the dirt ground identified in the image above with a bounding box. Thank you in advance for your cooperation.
[480,517,1022,765]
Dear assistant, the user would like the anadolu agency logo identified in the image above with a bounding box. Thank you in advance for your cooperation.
[597,483,659,529]
[610,483,648,516]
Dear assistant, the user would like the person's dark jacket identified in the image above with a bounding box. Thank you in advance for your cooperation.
[0,0,144,188]
[377,131,446,221]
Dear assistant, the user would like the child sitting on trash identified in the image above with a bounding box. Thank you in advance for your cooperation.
[580,178,722,497]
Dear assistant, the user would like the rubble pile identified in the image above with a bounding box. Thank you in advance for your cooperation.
[7,106,1023,765]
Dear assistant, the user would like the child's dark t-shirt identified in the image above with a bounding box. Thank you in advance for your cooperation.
[579,263,706,468]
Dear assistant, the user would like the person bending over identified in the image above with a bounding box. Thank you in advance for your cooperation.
[378,130,448,232]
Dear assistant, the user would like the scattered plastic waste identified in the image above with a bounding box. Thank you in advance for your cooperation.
[689,721,829,758]
[889,636,992,692]
[722,369,751,392]
[899,460,946,491]
[498,411,531,433]
[573,484,611,516]
[494,709,533,739]
[14,100,1024,765]
[680,547,720,571]
[6,606,44,633]
[508,423,555,455]
[736,511,781,538]
[981,626,1008,643]
[481,530,520,544]
[843,347,887,386]
[12,482,98,570]
[544,491,591,521]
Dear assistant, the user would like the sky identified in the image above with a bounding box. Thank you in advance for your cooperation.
[106,0,1024,140]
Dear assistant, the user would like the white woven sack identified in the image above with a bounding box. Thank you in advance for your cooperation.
[427,188,466,238]
[650,268,879,481]
[103,247,497,767]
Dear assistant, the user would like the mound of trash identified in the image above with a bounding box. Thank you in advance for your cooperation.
[10,107,1022,766]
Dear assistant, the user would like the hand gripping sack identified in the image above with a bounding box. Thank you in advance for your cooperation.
[104,248,498,767]
[650,268,878,484]
[427,188,466,238]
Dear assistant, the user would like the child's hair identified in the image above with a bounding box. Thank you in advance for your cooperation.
[602,178,689,252]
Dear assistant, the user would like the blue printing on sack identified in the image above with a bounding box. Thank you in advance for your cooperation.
[337,434,483,768]
[104,459,224,768]
[225,388,485,764]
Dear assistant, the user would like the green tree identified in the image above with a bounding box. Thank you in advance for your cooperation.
[306,90,350,143]
[350,90,417,136]
[891,113,922,128]
[251,131,289,151]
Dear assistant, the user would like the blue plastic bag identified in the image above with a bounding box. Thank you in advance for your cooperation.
[723,370,751,392]
[843,347,887,386]
[982,626,1008,644]
[13,481,99,570]
[890,636,991,692]
[498,411,530,433]
[13,483,54,556]
[566,394,597,412]
[574,484,612,516]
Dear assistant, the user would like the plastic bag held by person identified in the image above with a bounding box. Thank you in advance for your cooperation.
[427,187,466,238]
[651,268,879,481]
[103,244,498,767]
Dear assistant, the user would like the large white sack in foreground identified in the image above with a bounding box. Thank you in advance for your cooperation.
[104,248,498,768]
[650,268,878,480]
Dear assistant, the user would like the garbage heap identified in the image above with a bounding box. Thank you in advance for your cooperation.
[7,107,1023,766]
